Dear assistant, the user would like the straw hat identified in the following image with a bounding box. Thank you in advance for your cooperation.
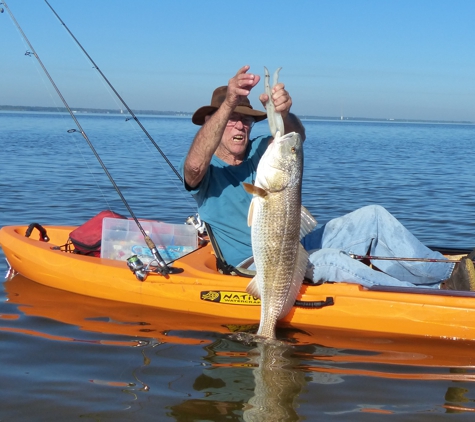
[192,86,267,126]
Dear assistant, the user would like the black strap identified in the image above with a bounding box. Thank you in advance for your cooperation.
[204,222,255,278]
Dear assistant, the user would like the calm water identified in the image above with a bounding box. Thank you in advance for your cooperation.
[1,112,475,420]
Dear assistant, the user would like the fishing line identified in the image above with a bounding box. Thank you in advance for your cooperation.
[1,3,115,213]
[44,0,196,219]
[44,0,183,184]
[2,0,172,275]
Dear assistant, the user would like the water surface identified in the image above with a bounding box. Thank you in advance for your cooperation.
[1,113,475,420]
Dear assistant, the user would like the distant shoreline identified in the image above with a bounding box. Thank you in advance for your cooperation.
[0,105,473,125]
[0,105,191,117]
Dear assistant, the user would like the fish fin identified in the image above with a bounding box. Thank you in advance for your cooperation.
[243,183,267,227]
[300,205,317,239]
[247,197,255,226]
[246,275,261,299]
[278,244,309,319]
[243,182,267,198]
[242,182,254,194]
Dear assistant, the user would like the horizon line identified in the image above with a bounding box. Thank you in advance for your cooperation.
[0,105,473,125]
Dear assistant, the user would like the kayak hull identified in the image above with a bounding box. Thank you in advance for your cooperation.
[2,224,475,341]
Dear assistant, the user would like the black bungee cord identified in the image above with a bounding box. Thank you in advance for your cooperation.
[43,0,183,184]
[1,0,173,276]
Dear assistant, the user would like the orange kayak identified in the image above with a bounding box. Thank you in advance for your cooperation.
[2,224,475,341]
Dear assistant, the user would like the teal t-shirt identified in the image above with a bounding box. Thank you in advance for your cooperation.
[180,135,270,266]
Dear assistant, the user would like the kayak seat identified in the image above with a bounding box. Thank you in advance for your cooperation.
[203,222,255,278]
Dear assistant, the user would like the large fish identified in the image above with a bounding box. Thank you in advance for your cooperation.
[242,68,316,339]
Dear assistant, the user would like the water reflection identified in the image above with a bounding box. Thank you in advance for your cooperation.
[167,338,254,421]
[168,338,308,421]
[243,342,306,421]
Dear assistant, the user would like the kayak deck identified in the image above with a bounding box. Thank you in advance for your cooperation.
[2,224,475,341]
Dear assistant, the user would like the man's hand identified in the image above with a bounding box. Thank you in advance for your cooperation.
[259,79,304,140]
[259,82,292,119]
[225,65,261,110]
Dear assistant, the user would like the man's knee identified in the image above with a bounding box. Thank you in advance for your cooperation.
[358,204,390,218]
[361,204,385,213]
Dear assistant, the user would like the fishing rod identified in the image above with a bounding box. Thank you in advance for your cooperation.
[349,254,463,263]
[2,0,174,277]
[43,0,183,183]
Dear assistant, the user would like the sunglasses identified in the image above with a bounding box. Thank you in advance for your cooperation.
[226,114,255,128]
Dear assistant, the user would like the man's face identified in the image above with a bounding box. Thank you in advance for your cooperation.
[219,113,255,160]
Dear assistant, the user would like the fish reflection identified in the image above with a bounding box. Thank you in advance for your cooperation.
[168,338,308,421]
[243,342,306,421]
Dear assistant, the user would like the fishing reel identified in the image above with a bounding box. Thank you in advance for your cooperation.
[126,254,183,281]
[126,255,149,281]
[186,214,206,235]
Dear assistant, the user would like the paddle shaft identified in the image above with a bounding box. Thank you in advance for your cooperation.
[350,254,463,263]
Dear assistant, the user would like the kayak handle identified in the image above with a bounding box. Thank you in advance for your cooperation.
[294,296,334,309]
[25,223,50,242]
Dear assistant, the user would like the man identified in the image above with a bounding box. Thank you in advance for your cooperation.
[181,65,475,291]
[181,65,304,268]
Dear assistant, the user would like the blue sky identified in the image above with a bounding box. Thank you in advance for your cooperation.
[1,0,474,121]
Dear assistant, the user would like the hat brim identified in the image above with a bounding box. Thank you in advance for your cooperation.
[192,105,267,126]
